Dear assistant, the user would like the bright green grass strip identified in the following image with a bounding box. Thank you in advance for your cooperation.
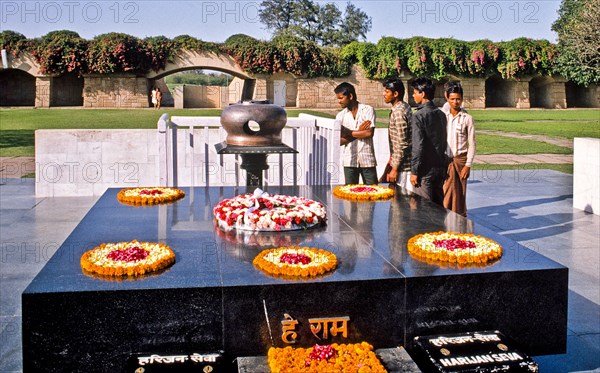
[0,146,34,157]
[0,109,222,130]
[471,163,573,174]
[469,109,600,122]
[475,121,599,139]
[476,134,572,154]
[0,108,334,131]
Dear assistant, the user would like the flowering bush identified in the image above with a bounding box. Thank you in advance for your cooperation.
[497,38,557,79]
[224,33,350,77]
[87,33,150,74]
[29,30,88,75]
[0,30,31,57]
[2,30,559,79]
[342,36,557,80]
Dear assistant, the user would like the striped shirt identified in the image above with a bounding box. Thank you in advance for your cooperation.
[388,101,412,171]
[337,103,377,168]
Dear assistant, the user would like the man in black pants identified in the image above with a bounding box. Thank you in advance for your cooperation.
[409,77,448,206]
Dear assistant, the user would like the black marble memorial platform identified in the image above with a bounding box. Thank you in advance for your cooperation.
[22,186,567,372]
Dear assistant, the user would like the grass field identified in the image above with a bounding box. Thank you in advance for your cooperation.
[0,108,597,158]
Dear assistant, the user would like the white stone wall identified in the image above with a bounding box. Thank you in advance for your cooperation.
[35,129,160,197]
[35,125,392,197]
[573,137,600,214]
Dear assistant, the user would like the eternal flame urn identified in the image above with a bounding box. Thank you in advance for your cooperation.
[216,100,297,187]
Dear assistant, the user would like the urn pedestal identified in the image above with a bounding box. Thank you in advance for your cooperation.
[217,100,297,187]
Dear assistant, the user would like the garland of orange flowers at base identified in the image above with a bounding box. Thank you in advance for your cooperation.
[408,231,502,266]
[253,246,337,278]
[268,342,387,373]
[80,240,176,277]
[333,185,395,201]
[117,187,185,205]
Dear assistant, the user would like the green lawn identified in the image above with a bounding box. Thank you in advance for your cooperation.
[0,108,595,158]
[476,134,572,154]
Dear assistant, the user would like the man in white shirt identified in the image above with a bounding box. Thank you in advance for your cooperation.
[334,82,377,185]
[443,82,476,216]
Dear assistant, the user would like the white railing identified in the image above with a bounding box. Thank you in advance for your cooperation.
[157,113,342,187]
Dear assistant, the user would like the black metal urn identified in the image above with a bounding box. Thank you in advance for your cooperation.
[220,100,287,146]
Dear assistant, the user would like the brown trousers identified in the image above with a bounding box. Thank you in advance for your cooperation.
[443,154,468,216]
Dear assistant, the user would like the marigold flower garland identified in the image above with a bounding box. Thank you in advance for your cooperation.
[117,187,185,205]
[253,246,337,279]
[408,231,502,266]
[80,240,176,277]
[268,342,387,373]
[213,189,326,231]
[333,185,395,201]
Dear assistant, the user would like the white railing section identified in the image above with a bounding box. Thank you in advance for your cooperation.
[157,113,342,187]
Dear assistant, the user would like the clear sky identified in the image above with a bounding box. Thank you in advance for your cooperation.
[1,0,561,43]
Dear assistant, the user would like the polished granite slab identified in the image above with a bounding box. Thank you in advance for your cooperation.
[22,185,568,371]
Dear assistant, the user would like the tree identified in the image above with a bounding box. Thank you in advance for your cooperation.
[338,3,372,46]
[551,0,600,85]
[259,0,297,33]
[259,0,372,47]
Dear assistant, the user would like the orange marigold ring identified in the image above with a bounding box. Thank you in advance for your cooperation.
[253,246,337,279]
[408,231,502,266]
[80,240,176,277]
[268,342,387,373]
[117,187,185,206]
[333,185,395,201]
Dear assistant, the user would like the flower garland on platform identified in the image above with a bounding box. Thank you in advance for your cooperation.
[253,246,337,279]
[333,185,395,201]
[213,189,326,231]
[80,240,175,277]
[117,187,185,206]
[408,231,502,266]
[268,342,387,372]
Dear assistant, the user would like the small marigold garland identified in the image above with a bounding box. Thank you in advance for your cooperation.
[408,231,502,266]
[117,187,185,205]
[80,240,176,277]
[268,342,387,373]
[253,246,337,278]
[333,185,395,201]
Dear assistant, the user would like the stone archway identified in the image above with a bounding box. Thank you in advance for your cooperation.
[566,82,599,108]
[51,73,84,106]
[529,76,555,108]
[485,75,516,107]
[0,69,36,106]
[147,50,258,107]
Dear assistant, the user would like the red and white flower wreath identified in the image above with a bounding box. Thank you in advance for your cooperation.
[213,189,326,231]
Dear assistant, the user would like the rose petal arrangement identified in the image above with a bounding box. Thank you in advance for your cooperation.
[117,187,185,205]
[408,231,502,265]
[213,189,326,231]
[253,246,337,278]
[80,240,176,277]
[333,185,395,201]
[268,342,387,372]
